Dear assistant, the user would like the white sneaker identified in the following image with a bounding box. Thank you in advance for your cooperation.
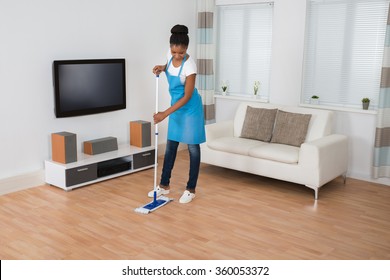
[179,190,195,204]
[148,186,170,198]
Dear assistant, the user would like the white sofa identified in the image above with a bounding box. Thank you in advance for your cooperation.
[201,102,348,199]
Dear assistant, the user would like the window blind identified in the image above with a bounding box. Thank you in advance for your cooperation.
[216,3,273,98]
[302,0,390,109]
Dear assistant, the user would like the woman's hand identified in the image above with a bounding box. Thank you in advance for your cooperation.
[153,65,166,76]
[153,111,167,124]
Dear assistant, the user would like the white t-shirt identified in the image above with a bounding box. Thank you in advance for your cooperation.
[166,51,197,85]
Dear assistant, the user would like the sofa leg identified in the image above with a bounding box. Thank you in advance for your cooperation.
[306,185,319,200]
[342,172,347,184]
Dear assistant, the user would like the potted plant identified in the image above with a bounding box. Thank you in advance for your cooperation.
[362,98,370,110]
[253,81,260,97]
[221,80,228,96]
[311,95,320,105]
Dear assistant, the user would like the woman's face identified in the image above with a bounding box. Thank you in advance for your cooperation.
[170,44,187,61]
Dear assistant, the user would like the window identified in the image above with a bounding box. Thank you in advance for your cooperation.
[215,2,273,99]
[302,0,390,109]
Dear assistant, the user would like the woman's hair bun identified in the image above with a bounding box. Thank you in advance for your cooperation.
[171,24,188,35]
[169,24,189,46]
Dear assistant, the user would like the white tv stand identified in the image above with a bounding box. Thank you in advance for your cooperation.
[45,144,155,191]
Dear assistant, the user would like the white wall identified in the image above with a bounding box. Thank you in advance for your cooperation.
[0,0,197,191]
[215,0,389,186]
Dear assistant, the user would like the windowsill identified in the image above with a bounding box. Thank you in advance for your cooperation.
[214,94,377,115]
[214,93,269,103]
[299,103,377,115]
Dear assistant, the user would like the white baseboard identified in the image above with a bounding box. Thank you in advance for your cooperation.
[347,172,390,186]
[0,170,45,196]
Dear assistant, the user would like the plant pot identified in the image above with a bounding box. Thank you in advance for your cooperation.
[311,98,319,105]
[362,102,370,110]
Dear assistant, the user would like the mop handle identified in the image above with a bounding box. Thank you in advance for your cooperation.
[153,75,159,198]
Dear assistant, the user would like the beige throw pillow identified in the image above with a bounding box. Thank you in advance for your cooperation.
[240,106,278,142]
[270,110,312,147]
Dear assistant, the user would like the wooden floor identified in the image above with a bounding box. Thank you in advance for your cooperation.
[1,151,389,260]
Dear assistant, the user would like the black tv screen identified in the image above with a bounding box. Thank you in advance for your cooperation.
[53,58,126,118]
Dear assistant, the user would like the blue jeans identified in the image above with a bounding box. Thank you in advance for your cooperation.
[160,140,201,192]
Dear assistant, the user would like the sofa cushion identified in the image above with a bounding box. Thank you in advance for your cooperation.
[249,143,300,164]
[207,136,265,156]
[271,110,312,147]
[240,106,278,142]
[233,102,279,137]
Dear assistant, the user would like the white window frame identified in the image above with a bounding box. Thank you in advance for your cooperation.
[215,1,273,100]
[301,0,390,111]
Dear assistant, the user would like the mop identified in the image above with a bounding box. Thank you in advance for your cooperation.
[134,75,173,214]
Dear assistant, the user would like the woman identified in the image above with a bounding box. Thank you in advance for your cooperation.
[149,24,206,204]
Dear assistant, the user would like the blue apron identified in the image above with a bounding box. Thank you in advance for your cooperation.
[165,56,206,144]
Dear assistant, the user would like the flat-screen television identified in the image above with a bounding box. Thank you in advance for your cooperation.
[53,58,126,118]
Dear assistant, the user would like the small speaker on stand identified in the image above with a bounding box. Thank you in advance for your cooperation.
[130,120,151,147]
[51,132,77,164]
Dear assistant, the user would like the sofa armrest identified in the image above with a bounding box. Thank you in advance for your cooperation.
[205,120,234,142]
[299,134,348,183]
